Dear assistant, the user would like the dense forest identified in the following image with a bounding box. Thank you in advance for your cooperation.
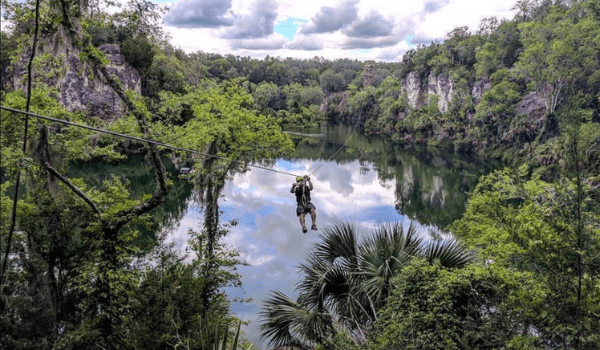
[1,0,599,349]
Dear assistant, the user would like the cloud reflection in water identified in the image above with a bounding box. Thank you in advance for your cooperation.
[168,157,404,349]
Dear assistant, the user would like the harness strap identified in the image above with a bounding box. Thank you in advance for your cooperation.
[301,185,308,208]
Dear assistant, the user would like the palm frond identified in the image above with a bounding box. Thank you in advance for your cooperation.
[314,221,359,267]
[259,291,332,348]
[298,254,352,311]
[357,222,423,306]
[423,237,474,268]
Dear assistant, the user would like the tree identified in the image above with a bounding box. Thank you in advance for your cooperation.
[347,88,376,125]
[0,2,281,348]
[514,2,600,115]
[473,69,521,147]
[450,164,600,348]
[144,53,185,96]
[113,0,165,41]
[320,69,346,94]
[0,31,18,91]
[120,35,155,71]
[152,79,293,309]
[282,83,303,110]
[259,221,473,349]
[127,223,245,349]
[370,260,532,350]
[265,61,291,86]
[301,86,325,106]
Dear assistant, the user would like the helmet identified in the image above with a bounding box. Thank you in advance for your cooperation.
[296,176,303,182]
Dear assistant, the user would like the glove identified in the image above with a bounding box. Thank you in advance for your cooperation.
[303,175,310,181]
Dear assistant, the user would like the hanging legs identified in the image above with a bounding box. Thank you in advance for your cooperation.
[299,214,307,233]
[297,204,317,233]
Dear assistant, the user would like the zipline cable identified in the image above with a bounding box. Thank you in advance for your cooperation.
[308,117,360,176]
[0,106,302,178]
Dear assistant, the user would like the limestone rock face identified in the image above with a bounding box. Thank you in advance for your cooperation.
[401,72,426,109]
[399,73,493,114]
[471,77,491,104]
[518,91,554,139]
[427,73,453,113]
[8,28,141,121]
[517,91,547,121]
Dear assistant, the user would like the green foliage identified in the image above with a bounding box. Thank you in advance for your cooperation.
[86,25,118,47]
[357,0,600,166]
[473,70,522,146]
[112,0,166,41]
[3,1,600,349]
[371,260,535,350]
[347,88,376,124]
[0,31,19,89]
[80,44,110,66]
[0,100,256,350]
[1,79,262,350]
[120,36,155,71]
[450,166,600,348]
[513,1,600,114]
[126,224,245,350]
[259,221,474,348]
[265,60,291,86]
[475,20,522,77]
[32,53,68,88]
[320,69,346,94]
[252,81,282,114]
[144,53,185,96]
[154,78,293,169]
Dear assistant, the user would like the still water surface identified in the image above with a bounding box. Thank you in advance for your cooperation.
[163,125,498,348]
[70,125,497,348]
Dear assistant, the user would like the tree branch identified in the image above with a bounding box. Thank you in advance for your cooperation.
[38,125,102,216]
[87,48,170,231]
[52,0,170,233]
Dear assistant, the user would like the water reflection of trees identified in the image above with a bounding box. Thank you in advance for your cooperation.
[68,126,498,237]
[289,125,387,164]
[387,149,495,229]
[67,155,193,241]
[291,126,498,229]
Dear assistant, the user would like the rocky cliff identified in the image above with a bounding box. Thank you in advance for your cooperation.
[400,71,547,125]
[400,72,492,113]
[7,27,141,120]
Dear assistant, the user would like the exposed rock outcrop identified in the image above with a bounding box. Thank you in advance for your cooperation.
[514,90,556,142]
[400,72,492,113]
[7,27,141,121]
[471,77,491,104]
[401,72,426,109]
[517,91,547,122]
[428,73,454,113]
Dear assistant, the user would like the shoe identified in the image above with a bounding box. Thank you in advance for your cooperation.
[311,224,317,231]
[302,227,307,233]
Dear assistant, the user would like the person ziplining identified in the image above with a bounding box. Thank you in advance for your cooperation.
[291,175,317,233]
[0,106,360,235]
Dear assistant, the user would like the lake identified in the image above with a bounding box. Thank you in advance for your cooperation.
[161,125,498,349]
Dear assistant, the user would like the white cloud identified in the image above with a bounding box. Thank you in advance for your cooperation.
[242,253,277,266]
[159,0,518,61]
[163,0,235,28]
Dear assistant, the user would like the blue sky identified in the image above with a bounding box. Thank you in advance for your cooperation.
[157,0,517,61]
[274,17,307,41]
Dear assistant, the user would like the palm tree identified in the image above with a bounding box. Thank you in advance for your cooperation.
[259,221,473,349]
